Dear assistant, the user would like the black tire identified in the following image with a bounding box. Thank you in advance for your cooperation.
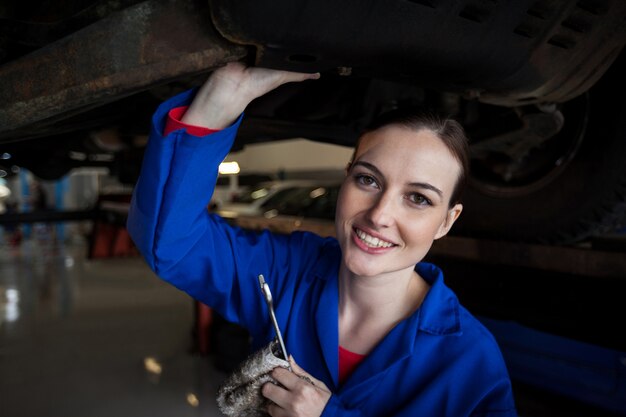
[454,52,626,244]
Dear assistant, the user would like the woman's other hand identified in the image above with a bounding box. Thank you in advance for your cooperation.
[262,356,332,417]
[182,62,320,130]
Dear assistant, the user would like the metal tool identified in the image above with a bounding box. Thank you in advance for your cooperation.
[258,274,291,370]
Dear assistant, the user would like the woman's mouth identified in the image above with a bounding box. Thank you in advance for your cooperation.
[354,228,396,249]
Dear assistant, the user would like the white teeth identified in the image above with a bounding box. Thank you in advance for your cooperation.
[355,229,394,248]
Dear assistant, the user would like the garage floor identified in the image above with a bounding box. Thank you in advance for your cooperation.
[1,232,623,417]
[0,234,228,417]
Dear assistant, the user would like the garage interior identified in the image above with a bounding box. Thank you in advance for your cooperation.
[1,1,626,416]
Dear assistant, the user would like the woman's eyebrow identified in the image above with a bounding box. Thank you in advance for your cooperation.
[353,160,444,200]
[408,182,443,200]
[352,160,383,177]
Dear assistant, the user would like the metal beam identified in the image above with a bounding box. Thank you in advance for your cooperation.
[0,0,247,141]
[431,236,626,280]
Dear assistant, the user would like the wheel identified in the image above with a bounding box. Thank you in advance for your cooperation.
[454,52,626,243]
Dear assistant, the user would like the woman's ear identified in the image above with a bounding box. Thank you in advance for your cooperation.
[434,203,463,240]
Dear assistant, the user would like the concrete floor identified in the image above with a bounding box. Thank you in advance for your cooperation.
[0,235,228,417]
[2,232,623,417]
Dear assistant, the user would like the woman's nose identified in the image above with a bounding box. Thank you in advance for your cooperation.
[365,192,395,228]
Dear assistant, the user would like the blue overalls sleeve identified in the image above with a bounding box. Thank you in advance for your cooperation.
[126,89,321,334]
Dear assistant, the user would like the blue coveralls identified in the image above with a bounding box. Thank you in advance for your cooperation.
[127,89,517,417]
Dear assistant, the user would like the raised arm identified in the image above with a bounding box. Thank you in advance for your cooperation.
[127,63,319,329]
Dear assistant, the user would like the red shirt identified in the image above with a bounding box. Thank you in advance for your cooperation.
[164,106,219,136]
[339,345,366,384]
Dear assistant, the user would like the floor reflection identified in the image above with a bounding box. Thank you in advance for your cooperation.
[0,236,227,417]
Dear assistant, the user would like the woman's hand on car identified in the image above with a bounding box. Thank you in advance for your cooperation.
[182,62,319,130]
[262,356,332,417]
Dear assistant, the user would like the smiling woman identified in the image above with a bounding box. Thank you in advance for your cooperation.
[127,63,517,417]
[336,125,464,280]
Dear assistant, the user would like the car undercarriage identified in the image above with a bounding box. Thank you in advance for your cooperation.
[1,0,625,242]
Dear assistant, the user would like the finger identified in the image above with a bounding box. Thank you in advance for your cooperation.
[281,70,321,82]
[262,381,291,409]
[229,66,318,105]
[271,366,302,390]
[266,401,285,417]
[289,356,328,390]
[288,355,308,375]
[251,67,320,91]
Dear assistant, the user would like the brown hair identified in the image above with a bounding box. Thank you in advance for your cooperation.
[354,107,469,207]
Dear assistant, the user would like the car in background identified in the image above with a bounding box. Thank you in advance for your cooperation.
[228,182,340,237]
[210,173,274,209]
[216,180,331,218]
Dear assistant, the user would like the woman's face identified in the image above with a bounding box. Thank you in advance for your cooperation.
[335,125,463,278]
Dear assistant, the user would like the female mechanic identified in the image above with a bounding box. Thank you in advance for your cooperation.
[127,62,517,417]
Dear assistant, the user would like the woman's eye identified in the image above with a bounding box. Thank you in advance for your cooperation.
[408,193,431,206]
[355,174,378,188]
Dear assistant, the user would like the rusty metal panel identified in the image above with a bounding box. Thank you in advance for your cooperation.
[0,0,247,141]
